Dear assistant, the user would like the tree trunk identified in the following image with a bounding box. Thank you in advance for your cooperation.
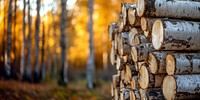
[141,17,157,38]
[136,0,200,19]
[41,23,45,80]
[138,64,165,89]
[148,51,173,74]
[26,0,32,82]
[152,19,200,50]
[166,53,200,75]
[34,0,41,83]
[59,0,67,86]
[128,9,140,26]
[20,0,26,80]
[163,75,200,100]
[5,0,13,79]
[131,43,154,62]
[108,22,118,41]
[87,0,95,89]
[52,4,57,77]
[133,34,150,45]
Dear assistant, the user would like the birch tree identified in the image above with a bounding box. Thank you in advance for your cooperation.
[87,0,95,89]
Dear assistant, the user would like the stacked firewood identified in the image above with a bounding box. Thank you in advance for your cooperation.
[109,0,200,100]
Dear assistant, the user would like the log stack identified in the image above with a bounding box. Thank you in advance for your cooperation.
[109,0,200,100]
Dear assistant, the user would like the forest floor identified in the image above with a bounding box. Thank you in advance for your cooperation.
[0,80,111,100]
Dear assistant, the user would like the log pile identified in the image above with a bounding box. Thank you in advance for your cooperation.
[109,1,200,100]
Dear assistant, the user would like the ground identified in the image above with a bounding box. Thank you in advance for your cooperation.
[0,80,111,100]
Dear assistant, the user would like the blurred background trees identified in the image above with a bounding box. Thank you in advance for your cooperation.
[0,0,135,86]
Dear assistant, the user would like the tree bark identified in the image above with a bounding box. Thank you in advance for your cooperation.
[87,0,95,89]
[152,19,200,50]
[163,75,200,100]
[139,88,165,100]
[26,0,32,82]
[166,53,200,75]
[41,23,45,80]
[148,51,173,74]
[138,64,165,89]
[131,43,154,62]
[34,0,41,83]
[133,34,150,45]
[136,0,200,19]
[60,0,67,86]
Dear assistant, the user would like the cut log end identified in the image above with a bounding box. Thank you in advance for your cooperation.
[148,53,158,74]
[128,8,135,25]
[166,54,176,75]
[136,0,145,17]
[141,17,147,31]
[131,47,137,62]
[138,64,149,89]
[152,19,164,50]
[134,35,140,45]
[163,76,176,100]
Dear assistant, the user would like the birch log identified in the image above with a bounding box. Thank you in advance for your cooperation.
[114,34,118,52]
[136,0,200,19]
[163,75,200,100]
[113,74,120,88]
[131,43,154,62]
[128,28,137,46]
[133,34,150,45]
[116,55,126,70]
[128,8,140,26]
[152,19,200,50]
[122,3,136,26]
[141,17,157,38]
[130,89,141,100]
[118,14,124,32]
[138,64,165,89]
[118,32,131,56]
[110,45,117,66]
[139,88,165,100]
[111,84,114,98]
[108,22,118,41]
[148,52,173,74]
[166,53,200,75]
[130,75,139,89]
[134,61,145,71]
